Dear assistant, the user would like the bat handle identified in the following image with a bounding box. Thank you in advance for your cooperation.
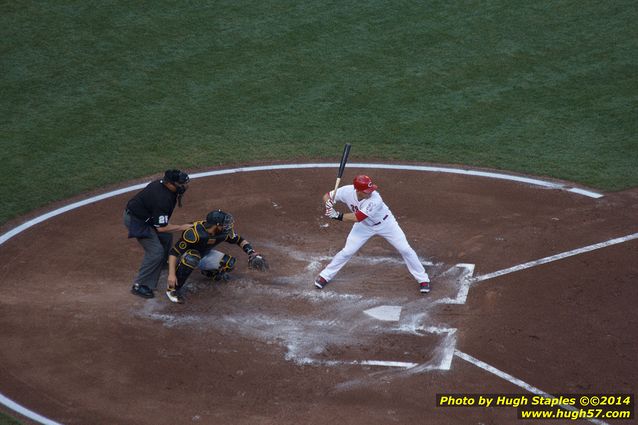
[331,177,341,202]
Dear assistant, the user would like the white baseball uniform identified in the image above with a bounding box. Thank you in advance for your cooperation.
[319,185,430,283]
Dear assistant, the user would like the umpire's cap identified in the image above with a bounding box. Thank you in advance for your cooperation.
[163,169,190,185]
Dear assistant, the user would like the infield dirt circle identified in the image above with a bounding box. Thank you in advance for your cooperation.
[1,163,637,425]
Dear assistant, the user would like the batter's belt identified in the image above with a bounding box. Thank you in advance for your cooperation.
[372,215,389,226]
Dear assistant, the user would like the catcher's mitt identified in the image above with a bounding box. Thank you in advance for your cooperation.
[248,253,269,271]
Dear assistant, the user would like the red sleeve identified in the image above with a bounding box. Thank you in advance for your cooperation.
[354,210,368,221]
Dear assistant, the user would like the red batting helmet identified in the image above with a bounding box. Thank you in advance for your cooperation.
[353,175,378,193]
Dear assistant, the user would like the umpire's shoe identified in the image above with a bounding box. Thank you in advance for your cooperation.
[131,283,154,298]
[314,276,329,289]
[166,289,184,304]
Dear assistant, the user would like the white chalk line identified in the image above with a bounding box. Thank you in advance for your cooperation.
[0,163,602,246]
[139,256,471,373]
[296,327,458,372]
[471,232,638,284]
[273,261,469,372]
[297,358,419,369]
[191,163,604,199]
[168,260,470,373]
[0,183,147,245]
[0,395,63,425]
[0,163,605,424]
[457,233,638,425]
[432,263,475,305]
[454,351,609,425]
[259,240,450,370]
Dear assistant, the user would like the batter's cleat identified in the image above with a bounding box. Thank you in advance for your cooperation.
[419,281,431,294]
[314,276,329,289]
[131,284,154,299]
[166,289,184,304]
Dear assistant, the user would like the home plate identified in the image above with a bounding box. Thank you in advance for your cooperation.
[364,305,402,322]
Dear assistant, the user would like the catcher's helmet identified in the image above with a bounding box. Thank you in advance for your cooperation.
[205,210,234,232]
[353,175,378,193]
[163,169,190,185]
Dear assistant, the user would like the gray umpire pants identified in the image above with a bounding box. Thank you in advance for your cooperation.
[124,211,173,290]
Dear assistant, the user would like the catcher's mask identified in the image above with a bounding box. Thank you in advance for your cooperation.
[163,169,190,191]
[205,210,234,233]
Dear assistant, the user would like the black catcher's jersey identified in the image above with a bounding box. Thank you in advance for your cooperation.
[170,221,242,257]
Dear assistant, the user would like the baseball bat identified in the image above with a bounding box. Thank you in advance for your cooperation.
[331,143,352,201]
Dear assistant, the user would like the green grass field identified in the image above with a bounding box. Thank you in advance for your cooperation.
[0,411,21,425]
[2,1,637,226]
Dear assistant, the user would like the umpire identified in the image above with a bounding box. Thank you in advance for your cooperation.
[124,169,193,299]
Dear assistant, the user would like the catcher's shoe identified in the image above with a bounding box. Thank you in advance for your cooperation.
[202,270,230,282]
[314,276,329,289]
[166,289,184,304]
[131,284,154,299]
[419,281,431,294]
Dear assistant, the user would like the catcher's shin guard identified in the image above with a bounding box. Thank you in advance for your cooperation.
[175,249,201,287]
[219,253,236,272]
[200,251,236,281]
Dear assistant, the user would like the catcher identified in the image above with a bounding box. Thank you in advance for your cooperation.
[166,209,268,303]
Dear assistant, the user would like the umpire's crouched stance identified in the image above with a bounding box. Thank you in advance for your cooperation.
[124,169,193,299]
[166,210,269,303]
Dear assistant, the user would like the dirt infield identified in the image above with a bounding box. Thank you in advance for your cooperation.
[1,164,637,425]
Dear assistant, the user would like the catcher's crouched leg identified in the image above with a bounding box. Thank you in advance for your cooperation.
[175,250,202,288]
[199,250,236,281]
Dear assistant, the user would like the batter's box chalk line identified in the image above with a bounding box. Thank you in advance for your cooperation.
[275,259,474,372]
[244,242,475,372]
[143,250,474,374]
[454,351,611,425]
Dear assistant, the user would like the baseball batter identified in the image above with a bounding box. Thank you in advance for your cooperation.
[316,175,431,294]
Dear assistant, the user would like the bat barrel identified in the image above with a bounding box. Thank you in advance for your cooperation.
[338,143,351,177]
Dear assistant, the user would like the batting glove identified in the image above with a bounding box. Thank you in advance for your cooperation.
[325,208,343,221]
